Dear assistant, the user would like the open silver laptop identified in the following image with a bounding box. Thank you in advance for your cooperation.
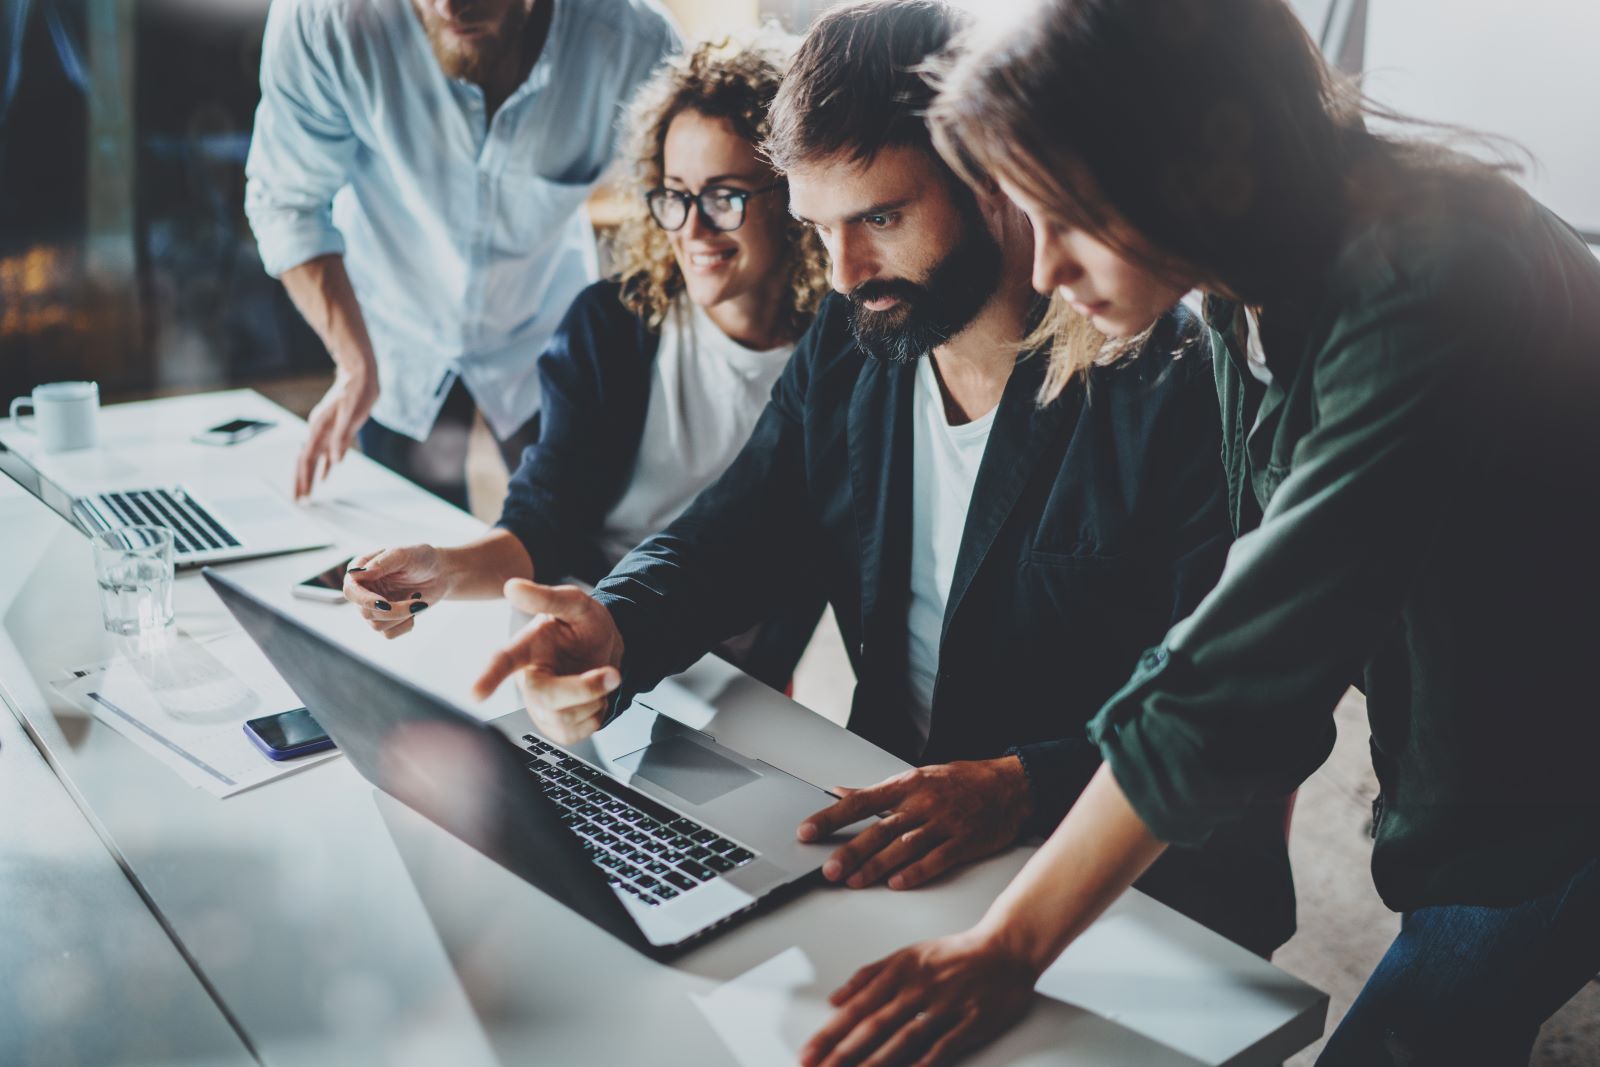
[204,568,851,958]
[0,435,329,567]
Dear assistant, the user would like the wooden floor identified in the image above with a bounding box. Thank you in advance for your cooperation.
[260,372,1600,1065]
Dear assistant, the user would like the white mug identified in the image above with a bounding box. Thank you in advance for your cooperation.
[9,381,101,453]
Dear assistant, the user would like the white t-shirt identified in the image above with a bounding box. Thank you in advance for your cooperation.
[1242,306,1274,385]
[599,297,795,565]
[905,356,998,748]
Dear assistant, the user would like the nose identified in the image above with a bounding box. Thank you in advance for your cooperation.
[828,230,876,296]
[683,197,717,240]
[1032,232,1084,295]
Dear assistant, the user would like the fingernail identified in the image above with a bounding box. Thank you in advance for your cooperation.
[797,822,816,842]
[410,591,422,599]
[888,876,904,890]
[600,669,619,692]
[823,860,841,881]
[847,874,864,889]
[347,566,367,573]
[409,602,428,614]
[375,600,391,612]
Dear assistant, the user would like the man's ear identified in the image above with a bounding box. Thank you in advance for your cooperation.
[977,181,1029,243]
[951,165,1005,226]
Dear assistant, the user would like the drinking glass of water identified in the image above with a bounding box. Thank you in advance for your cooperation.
[93,525,176,636]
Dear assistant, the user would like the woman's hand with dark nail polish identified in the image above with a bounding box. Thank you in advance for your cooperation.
[343,544,457,641]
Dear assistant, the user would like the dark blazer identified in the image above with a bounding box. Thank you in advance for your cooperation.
[595,293,1297,955]
[495,280,822,688]
[497,281,658,586]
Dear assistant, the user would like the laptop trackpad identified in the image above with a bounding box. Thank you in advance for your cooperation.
[616,736,759,806]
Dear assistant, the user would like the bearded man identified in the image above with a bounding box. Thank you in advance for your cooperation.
[245,0,678,508]
[466,0,1298,959]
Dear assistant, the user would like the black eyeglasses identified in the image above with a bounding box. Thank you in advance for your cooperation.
[645,182,783,232]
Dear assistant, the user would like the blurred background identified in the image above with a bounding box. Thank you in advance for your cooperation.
[0,0,839,411]
[1,0,1595,413]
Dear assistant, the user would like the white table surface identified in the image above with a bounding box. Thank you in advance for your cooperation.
[0,654,252,1066]
[0,389,1326,1065]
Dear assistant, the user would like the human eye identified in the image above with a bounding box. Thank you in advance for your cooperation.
[705,186,746,210]
[861,212,898,230]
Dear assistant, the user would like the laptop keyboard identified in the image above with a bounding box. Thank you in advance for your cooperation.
[522,734,757,907]
[95,487,241,557]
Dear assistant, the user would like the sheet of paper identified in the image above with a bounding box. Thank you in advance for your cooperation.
[691,946,1205,1066]
[53,628,339,798]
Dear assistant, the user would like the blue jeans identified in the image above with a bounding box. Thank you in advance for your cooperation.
[1318,856,1600,1066]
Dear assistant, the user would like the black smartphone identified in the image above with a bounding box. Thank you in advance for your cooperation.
[193,418,274,446]
[243,707,335,761]
[292,556,356,603]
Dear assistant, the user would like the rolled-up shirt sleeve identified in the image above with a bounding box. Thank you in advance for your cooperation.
[244,0,357,277]
[1087,240,1519,847]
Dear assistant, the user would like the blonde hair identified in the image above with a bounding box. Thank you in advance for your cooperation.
[611,33,830,335]
[1015,294,1147,403]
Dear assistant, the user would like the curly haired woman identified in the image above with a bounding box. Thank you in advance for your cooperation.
[343,34,830,686]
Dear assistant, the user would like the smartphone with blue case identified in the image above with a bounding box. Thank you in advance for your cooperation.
[244,707,335,761]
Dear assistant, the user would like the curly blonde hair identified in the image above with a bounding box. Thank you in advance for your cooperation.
[612,33,830,336]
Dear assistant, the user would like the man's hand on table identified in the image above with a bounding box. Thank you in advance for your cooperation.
[294,364,377,499]
[798,756,1033,890]
[471,579,624,743]
[800,925,1040,1067]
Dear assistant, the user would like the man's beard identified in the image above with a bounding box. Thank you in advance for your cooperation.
[417,2,526,85]
[846,199,1004,365]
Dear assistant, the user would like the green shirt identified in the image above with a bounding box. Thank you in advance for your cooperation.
[1087,180,1600,912]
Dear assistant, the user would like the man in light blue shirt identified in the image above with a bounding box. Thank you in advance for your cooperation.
[244,0,678,507]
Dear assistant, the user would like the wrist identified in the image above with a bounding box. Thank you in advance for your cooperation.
[609,616,626,670]
[330,347,377,384]
[441,542,508,600]
[427,546,464,600]
[998,754,1034,824]
[965,914,1053,981]
[601,605,626,671]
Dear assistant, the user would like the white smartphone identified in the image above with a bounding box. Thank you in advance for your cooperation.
[291,556,355,603]
[192,417,274,446]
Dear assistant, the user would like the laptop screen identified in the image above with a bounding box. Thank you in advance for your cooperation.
[203,567,653,954]
[0,436,87,534]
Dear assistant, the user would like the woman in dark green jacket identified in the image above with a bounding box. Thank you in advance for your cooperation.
[801,1,1600,1065]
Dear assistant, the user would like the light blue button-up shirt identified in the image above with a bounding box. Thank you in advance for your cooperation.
[244,0,679,440]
